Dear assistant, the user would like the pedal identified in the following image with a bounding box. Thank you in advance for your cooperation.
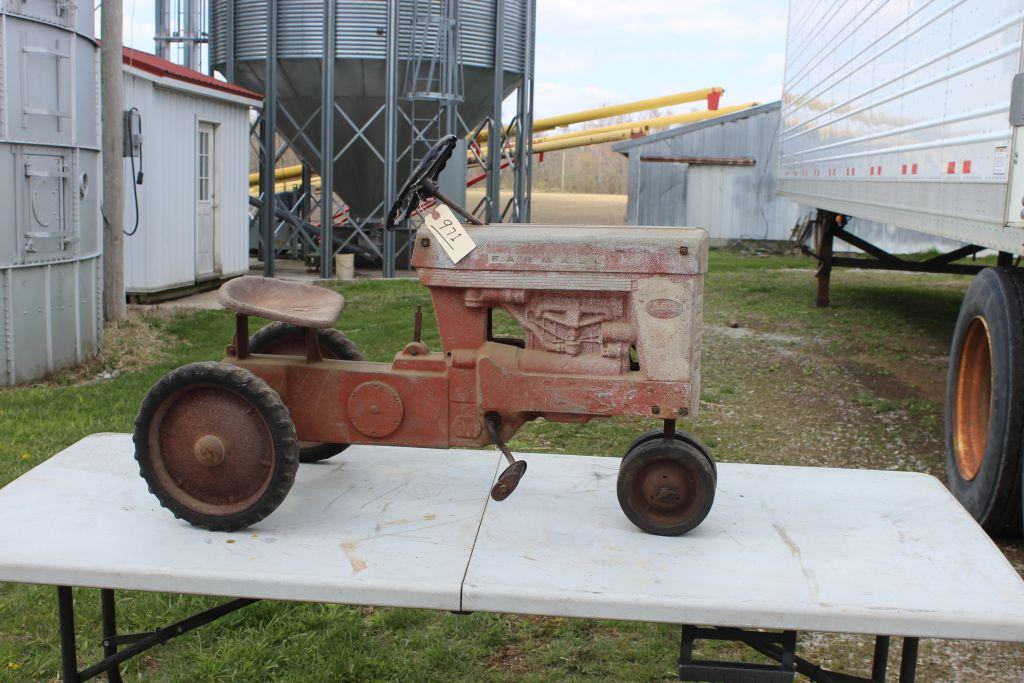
[484,413,527,502]
[490,460,527,501]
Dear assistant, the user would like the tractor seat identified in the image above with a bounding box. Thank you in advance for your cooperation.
[217,276,345,329]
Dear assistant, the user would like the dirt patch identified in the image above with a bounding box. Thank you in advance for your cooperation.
[484,642,531,675]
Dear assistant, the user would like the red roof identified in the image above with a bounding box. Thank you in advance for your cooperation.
[122,47,262,102]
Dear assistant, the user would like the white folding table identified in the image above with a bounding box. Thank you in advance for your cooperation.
[1,434,1022,682]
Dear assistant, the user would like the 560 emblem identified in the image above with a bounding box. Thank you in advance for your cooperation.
[645,298,684,319]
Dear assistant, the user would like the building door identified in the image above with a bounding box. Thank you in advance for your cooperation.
[685,164,759,241]
[195,122,218,278]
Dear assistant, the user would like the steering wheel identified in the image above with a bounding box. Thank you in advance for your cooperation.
[385,134,458,230]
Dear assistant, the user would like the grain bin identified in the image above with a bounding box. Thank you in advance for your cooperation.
[209,0,532,222]
[0,1,101,385]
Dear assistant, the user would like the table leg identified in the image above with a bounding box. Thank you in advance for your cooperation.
[100,589,122,683]
[57,586,79,683]
[899,637,919,683]
[871,635,889,682]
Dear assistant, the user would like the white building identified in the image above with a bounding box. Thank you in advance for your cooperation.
[121,48,261,297]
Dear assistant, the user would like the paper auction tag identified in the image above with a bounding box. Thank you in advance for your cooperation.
[424,204,476,264]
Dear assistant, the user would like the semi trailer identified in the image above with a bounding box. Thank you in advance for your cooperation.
[779,0,1024,535]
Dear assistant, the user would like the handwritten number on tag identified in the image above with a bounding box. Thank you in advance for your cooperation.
[424,204,476,264]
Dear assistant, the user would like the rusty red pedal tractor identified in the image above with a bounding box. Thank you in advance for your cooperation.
[134,135,715,536]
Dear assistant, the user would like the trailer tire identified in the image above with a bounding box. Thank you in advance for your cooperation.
[945,267,1024,536]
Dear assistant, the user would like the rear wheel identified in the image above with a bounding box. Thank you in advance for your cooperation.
[945,267,1024,536]
[134,361,299,531]
[249,322,364,463]
[617,438,716,536]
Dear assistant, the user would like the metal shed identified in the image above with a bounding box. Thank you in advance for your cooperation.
[121,49,262,297]
[615,101,962,253]
[615,102,795,243]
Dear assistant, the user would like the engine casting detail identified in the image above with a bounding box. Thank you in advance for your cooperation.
[134,136,714,536]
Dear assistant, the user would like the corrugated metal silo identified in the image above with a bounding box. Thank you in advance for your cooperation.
[208,0,532,222]
[0,1,102,385]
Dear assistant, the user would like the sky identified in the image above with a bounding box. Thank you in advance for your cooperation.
[114,0,791,118]
[532,0,790,117]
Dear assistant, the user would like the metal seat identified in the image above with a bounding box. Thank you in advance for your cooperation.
[217,276,345,329]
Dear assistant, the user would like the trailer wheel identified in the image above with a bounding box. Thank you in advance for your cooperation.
[134,361,299,531]
[249,322,364,463]
[946,267,1024,536]
[617,439,716,536]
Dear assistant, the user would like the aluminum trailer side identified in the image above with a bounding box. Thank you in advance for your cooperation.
[780,0,1024,538]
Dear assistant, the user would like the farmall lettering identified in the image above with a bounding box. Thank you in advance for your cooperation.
[134,137,713,538]
[488,253,606,269]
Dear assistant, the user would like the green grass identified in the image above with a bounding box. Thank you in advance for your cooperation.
[0,251,1020,681]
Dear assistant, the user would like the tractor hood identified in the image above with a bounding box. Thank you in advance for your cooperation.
[411,225,708,275]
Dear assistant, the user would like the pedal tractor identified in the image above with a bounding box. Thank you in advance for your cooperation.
[134,135,715,536]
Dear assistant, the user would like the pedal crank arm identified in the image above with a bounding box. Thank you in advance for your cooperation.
[485,413,527,501]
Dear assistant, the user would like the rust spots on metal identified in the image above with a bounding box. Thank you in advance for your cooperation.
[233,315,249,359]
[620,452,710,530]
[954,315,992,480]
[490,460,527,501]
[219,276,345,329]
[194,224,711,531]
[348,381,405,438]
[413,306,423,343]
[305,326,322,364]
[147,385,276,516]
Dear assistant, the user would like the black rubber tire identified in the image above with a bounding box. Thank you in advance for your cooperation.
[249,322,364,363]
[625,428,717,478]
[945,267,1024,537]
[134,361,299,531]
[617,438,716,536]
[248,322,364,463]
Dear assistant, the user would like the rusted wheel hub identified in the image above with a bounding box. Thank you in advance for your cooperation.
[148,385,277,517]
[617,438,716,536]
[630,459,699,525]
[954,316,992,481]
[193,434,225,467]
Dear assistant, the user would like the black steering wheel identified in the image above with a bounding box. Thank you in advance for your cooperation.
[385,134,458,230]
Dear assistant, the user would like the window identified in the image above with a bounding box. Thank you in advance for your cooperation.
[197,130,210,201]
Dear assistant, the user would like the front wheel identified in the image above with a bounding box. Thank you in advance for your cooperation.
[626,428,717,478]
[134,361,299,531]
[945,267,1024,536]
[617,438,716,536]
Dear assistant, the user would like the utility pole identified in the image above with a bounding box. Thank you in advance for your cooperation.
[102,0,126,322]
